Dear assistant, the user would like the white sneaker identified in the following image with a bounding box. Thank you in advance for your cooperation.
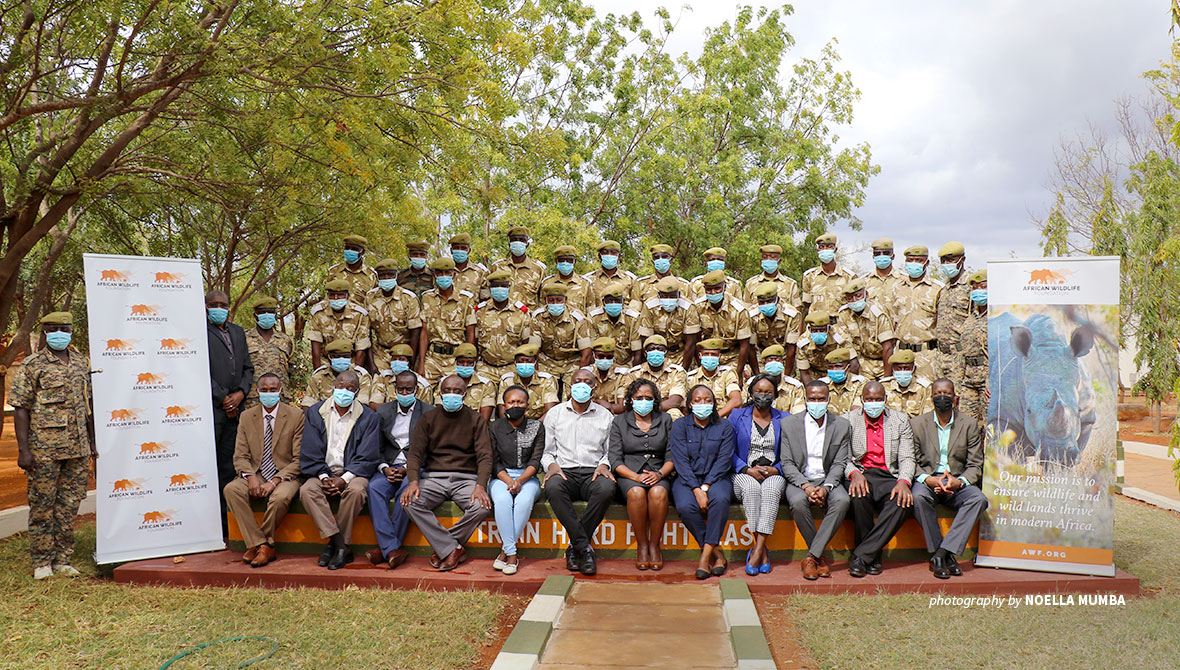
[502,560,518,576]
[53,564,82,577]
[33,565,53,580]
[492,556,507,571]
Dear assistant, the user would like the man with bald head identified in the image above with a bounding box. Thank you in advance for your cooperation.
[207,290,254,537]
[841,381,915,577]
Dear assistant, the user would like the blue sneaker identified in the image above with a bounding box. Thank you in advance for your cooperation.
[745,549,758,576]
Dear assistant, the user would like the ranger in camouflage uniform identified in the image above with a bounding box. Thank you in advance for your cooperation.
[12,312,94,579]
[861,237,904,322]
[447,233,488,301]
[801,232,855,318]
[835,279,897,381]
[744,244,803,312]
[634,243,692,305]
[539,245,592,314]
[487,226,547,312]
[893,244,942,381]
[624,335,688,419]
[326,234,378,298]
[958,270,989,422]
[934,241,971,388]
[374,344,433,405]
[305,279,371,370]
[685,338,743,418]
[397,240,435,298]
[688,248,743,300]
[475,269,534,380]
[531,283,593,394]
[818,348,867,414]
[244,296,298,408]
[419,257,477,383]
[365,258,423,373]
[637,276,698,368]
[757,344,806,413]
[302,339,373,408]
[494,344,559,420]
[588,337,629,414]
[583,240,639,308]
[684,269,752,375]
[583,282,641,368]
[430,343,495,416]
[881,349,933,418]
[748,282,801,374]
[795,310,854,384]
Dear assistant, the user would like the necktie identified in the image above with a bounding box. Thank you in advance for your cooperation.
[260,414,278,481]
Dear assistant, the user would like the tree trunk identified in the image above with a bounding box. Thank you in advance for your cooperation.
[1154,400,1162,434]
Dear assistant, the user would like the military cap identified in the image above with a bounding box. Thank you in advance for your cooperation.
[325,279,351,292]
[702,269,727,286]
[753,283,779,299]
[507,226,530,237]
[429,258,456,271]
[969,269,987,284]
[698,338,725,351]
[870,238,894,250]
[601,282,627,299]
[540,283,568,298]
[406,240,429,252]
[343,234,368,247]
[252,296,278,309]
[816,232,837,245]
[888,349,915,365]
[513,343,540,358]
[760,344,786,360]
[591,337,616,353]
[553,245,577,257]
[374,258,398,271]
[760,244,783,254]
[938,241,965,257]
[654,277,681,293]
[804,310,830,326]
[325,339,353,354]
[643,334,668,349]
[449,233,472,245]
[824,347,852,364]
[487,269,512,283]
[40,312,72,326]
[649,243,674,255]
[703,247,727,258]
[843,278,867,295]
[597,240,622,252]
[903,244,928,257]
[454,343,478,358]
[390,344,415,357]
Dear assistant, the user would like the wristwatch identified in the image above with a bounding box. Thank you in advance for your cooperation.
[700,484,710,492]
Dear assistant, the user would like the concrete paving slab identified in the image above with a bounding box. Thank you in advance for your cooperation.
[570,581,721,605]
[541,629,736,667]
[556,603,726,633]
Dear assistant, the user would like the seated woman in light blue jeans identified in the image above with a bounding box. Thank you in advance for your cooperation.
[488,385,545,575]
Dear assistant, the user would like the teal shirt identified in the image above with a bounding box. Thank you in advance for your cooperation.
[918,412,969,486]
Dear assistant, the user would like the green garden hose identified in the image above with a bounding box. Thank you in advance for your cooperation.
[157,635,278,669]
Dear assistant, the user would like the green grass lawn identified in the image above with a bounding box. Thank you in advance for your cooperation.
[0,524,506,669]
[761,498,1180,669]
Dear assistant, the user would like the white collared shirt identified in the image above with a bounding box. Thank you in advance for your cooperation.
[540,401,613,471]
[803,413,827,481]
[322,402,362,482]
[380,403,414,470]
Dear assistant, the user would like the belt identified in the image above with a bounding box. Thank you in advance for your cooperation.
[899,339,938,352]
[431,343,456,355]
[965,355,987,366]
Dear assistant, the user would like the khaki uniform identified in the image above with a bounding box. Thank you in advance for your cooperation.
[622,362,687,419]
[540,273,592,315]
[892,275,943,380]
[305,301,372,352]
[475,299,534,378]
[396,267,436,298]
[795,330,853,377]
[365,286,423,371]
[959,309,988,422]
[326,262,378,298]
[935,273,972,387]
[453,262,488,301]
[688,275,743,301]
[634,274,692,306]
[801,265,856,316]
[419,288,478,383]
[9,349,92,568]
[686,295,752,369]
[883,376,934,417]
[591,365,631,409]
[819,374,867,414]
[583,306,642,367]
[583,268,639,307]
[244,329,297,407]
[371,370,434,405]
[743,273,802,311]
[488,257,548,311]
[770,376,806,414]
[749,303,802,352]
[834,303,895,380]
[861,268,905,321]
[686,365,742,407]
[495,371,559,419]
[530,308,593,389]
[302,365,373,407]
[432,370,496,412]
[637,297,698,356]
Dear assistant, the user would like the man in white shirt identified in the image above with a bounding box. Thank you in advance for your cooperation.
[299,371,381,570]
[780,380,852,581]
[541,367,616,575]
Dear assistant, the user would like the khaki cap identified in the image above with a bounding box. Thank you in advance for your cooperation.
[325,279,351,292]
[760,344,786,360]
[760,244,783,254]
[429,258,456,271]
[540,283,567,298]
[553,245,577,257]
[969,269,987,284]
[597,240,621,252]
[454,343,478,358]
[390,344,415,357]
[325,339,353,354]
[487,269,512,283]
[643,334,668,349]
[703,247,727,257]
[252,296,278,309]
[753,283,779,299]
[816,232,837,245]
[406,241,429,252]
[374,258,398,271]
[903,245,928,257]
[40,311,72,325]
[938,241,965,257]
[824,347,852,364]
[844,279,867,295]
[870,238,894,250]
[654,277,681,293]
[649,243,674,255]
[804,310,830,326]
[507,226,530,237]
[702,269,727,286]
[513,343,540,358]
[698,338,725,351]
[601,282,627,299]
[343,234,368,247]
[888,349,915,365]
[591,337,616,353]
[449,233,472,245]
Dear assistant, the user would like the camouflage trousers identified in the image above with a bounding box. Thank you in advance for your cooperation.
[960,379,988,423]
[937,350,966,390]
[539,355,582,399]
[27,456,89,567]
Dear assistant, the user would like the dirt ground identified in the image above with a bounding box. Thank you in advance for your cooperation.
[0,416,97,509]
[754,595,822,669]
[1117,394,1178,446]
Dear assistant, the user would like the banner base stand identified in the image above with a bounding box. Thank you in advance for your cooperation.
[96,540,227,566]
[975,555,1116,578]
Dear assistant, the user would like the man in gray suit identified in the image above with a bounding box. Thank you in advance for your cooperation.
[843,381,915,578]
[911,379,987,579]
[780,380,851,580]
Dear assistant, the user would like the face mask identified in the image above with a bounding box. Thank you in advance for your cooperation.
[330,357,351,373]
[329,298,348,311]
[700,355,720,371]
[594,357,614,371]
[847,299,866,313]
[509,241,528,257]
[809,331,828,346]
[893,370,914,387]
[905,262,926,278]
[817,249,836,264]
[603,302,623,317]
[691,403,714,420]
[547,302,566,317]
[706,259,725,272]
[255,313,276,329]
[434,275,453,290]
[759,302,777,317]
[971,289,988,305]
[455,365,474,379]
[863,401,886,418]
[646,350,666,367]
[827,368,846,383]
[515,362,535,378]
[807,401,828,419]
[653,258,671,274]
[764,360,785,376]
[410,257,427,270]
[207,307,228,324]
[390,360,409,374]
[333,388,356,407]
[343,249,360,264]
[933,395,955,413]
[570,382,593,403]
[706,291,724,304]
[659,297,678,312]
[761,259,779,275]
[451,249,469,264]
[441,393,465,412]
[873,255,893,269]
[752,393,774,410]
[489,286,511,303]
[505,406,527,421]
[556,261,575,276]
[600,254,619,270]
[941,262,961,279]
[259,391,281,409]
[378,278,398,292]
[396,392,417,408]
[45,331,72,351]
[632,398,655,416]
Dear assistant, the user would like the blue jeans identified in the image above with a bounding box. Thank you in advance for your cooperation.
[488,468,541,556]
[368,473,412,556]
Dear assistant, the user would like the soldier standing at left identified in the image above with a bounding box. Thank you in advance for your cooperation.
[365,258,422,373]
[326,234,378,297]
[801,233,855,317]
[397,241,435,298]
[448,233,488,300]
[934,241,971,389]
[305,279,370,371]
[418,258,478,383]
[487,226,547,312]
[959,270,989,423]
[244,296,297,408]
[12,313,95,579]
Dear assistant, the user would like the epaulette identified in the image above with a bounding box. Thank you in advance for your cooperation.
[310,302,325,315]
[781,375,804,387]
[638,274,655,282]
[313,365,329,374]
[689,274,706,283]
[458,289,474,298]
[499,371,516,382]
[717,365,734,372]
[916,377,932,387]
[802,266,821,276]
[663,363,685,372]
[849,374,868,383]
[352,366,371,377]
[588,306,603,317]
[868,303,886,318]
[624,308,639,318]
[350,304,369,316]
[612,366,629,375]
[833,332,847,344]
[570,310,585,321]
[379,369,393,378]
[644,297,660,309]
[729,297,748,310]
[535,370,553,378]
[473,262,488,271]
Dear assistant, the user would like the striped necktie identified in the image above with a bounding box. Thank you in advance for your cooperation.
[260,413,278,481]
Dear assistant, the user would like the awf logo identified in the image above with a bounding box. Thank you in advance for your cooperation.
[166,472,209,494]
[127,304,167,324]
[101,338,146,359]
[157,338,197,358]
[138,509,182,531]
[107,408,149,429]
[161,405,202,425]
[1023,268,1081,293]
[95,269,139,289]
[108,478,152,500]
[134,441,179,462]
[150,271,194,290]
[132,371,174,392]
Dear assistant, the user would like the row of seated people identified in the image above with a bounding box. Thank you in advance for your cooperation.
[226,367,984,580]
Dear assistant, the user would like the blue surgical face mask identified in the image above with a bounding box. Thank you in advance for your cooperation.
[330,357,351,373]
[847,299,866,313]
[691,403,714,420]
[706,259,725,272]
[333,388,356,407]
[659,297,678,312]
[600,253,619,270]
[761,259,779,275]
[810,331,828,346]
[509,241,528,257]
[827,368,847,383]
[207,307,228,324]
[603,302,623,317]
[45,331,72,351]
[410,256,427,270]
[255,312,277,329]
[556,261,575,276]
[653,258,671,274]
[490,286,511,303]
[396,392,417,407]
[893,370,913,387]
[390,360,409,374]
[451,249,468,264]
[378,278,398,292]
[515,362,535,378]
[873,255,893,269]
[329,298,348,311]
[570,382,593,403]
[259,391,281,409]
[440,393,464,412]
[547,302,566,317]
[700,355,720,371]
[455,365,474,379]
[971,289,987,305]
[343,249,360,264]
[632,398,655,416]
[817,249,836,264]
[706,291,724,304]
[434,275,453,290]
[863,400,886,418]
[941,262,961,279]
[594,357,614,371]
[759,302,777,317]
[806,401,828,419]
[646,350,666,367]
[905,261,926,278]
[764,360,785,376]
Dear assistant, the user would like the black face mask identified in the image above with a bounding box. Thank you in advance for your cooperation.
[933,395,955,413]
[505,406,528,421]
[751,393,774,410]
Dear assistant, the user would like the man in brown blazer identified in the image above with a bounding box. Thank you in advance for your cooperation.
[223,373,303,567]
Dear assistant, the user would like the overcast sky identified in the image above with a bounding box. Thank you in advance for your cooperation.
[585,0,1173,270]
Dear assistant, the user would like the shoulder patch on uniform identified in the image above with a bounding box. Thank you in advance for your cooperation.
[638,274,654,282]
[664,363,685,372]
[621,270,637,279]
[418,377,431,389]
[677,298,691,309]
[802,267,819,277]
[850,374,867,383]
[380,370,393,378]
[868,303,886,317]
[694,295,708,305]
[477,300,488,309]
[612,366,629,374]
[499,371,516,382]
[832,332,846,344]
[717,365,734,372]
[512,301,526,310]
[729,297,748,310]
[690,274,705,283]
[399,287,416,298]
[782,304,799,317]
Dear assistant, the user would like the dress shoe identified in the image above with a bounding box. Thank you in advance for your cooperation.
[317,545,334,567]
[710,555,728,577]
[801,555,819,580]
[242,546,259,563]
[848,556,868,578]
[565,547,580,572]
[868,560,883,576]
[745,549,759,576]
[816,555,831,578]
[429,552,442,569]
[695,567,710,579]
[946,554,963,576]
[439,546,467,572]
[580,547,597,576]
[365,548,385,565]
[251,545,276,567]
[929,555,950,580]
[759,557,772,574]
[650,546,664,571]
[387,549,409,570]
[327,548,354,571]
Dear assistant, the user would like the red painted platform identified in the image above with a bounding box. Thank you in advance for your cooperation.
[113,550,1140,597]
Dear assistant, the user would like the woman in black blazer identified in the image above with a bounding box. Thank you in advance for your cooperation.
[609,378,675,571]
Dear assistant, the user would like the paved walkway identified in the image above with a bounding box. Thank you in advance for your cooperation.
[1122,442,1180,512]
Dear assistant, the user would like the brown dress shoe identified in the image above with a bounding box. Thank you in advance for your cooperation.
[387,549,409,569]
[438,546,467,572]
[429,552,442,569]
[802,555,819,581]
[250,544,276,567]
[242,546,259,563]
[365,548,385,565]
[816,555,831,578]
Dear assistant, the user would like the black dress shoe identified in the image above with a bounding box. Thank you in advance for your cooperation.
[709,555,728,577]
[565,548,580,572]
[946,554,963,576]
[929,555,950,580]
[848,556,868,578]
[868,560,883,576]
[327,548,354,570]
[318,545,334,567]
[580,548,597,576]
[695,568,710,580]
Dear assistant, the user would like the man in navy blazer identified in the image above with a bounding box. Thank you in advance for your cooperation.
[298,370,380,570]
[365,370,432,569]
[206,290,254,536]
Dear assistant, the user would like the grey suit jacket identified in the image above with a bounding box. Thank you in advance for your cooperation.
[778,411,850,490]
[910,410,983,485]
[842,407,915,483]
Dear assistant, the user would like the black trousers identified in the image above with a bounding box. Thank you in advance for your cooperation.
[543,467,616,552]
[213,408,240,538]
[848,468,910,562]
